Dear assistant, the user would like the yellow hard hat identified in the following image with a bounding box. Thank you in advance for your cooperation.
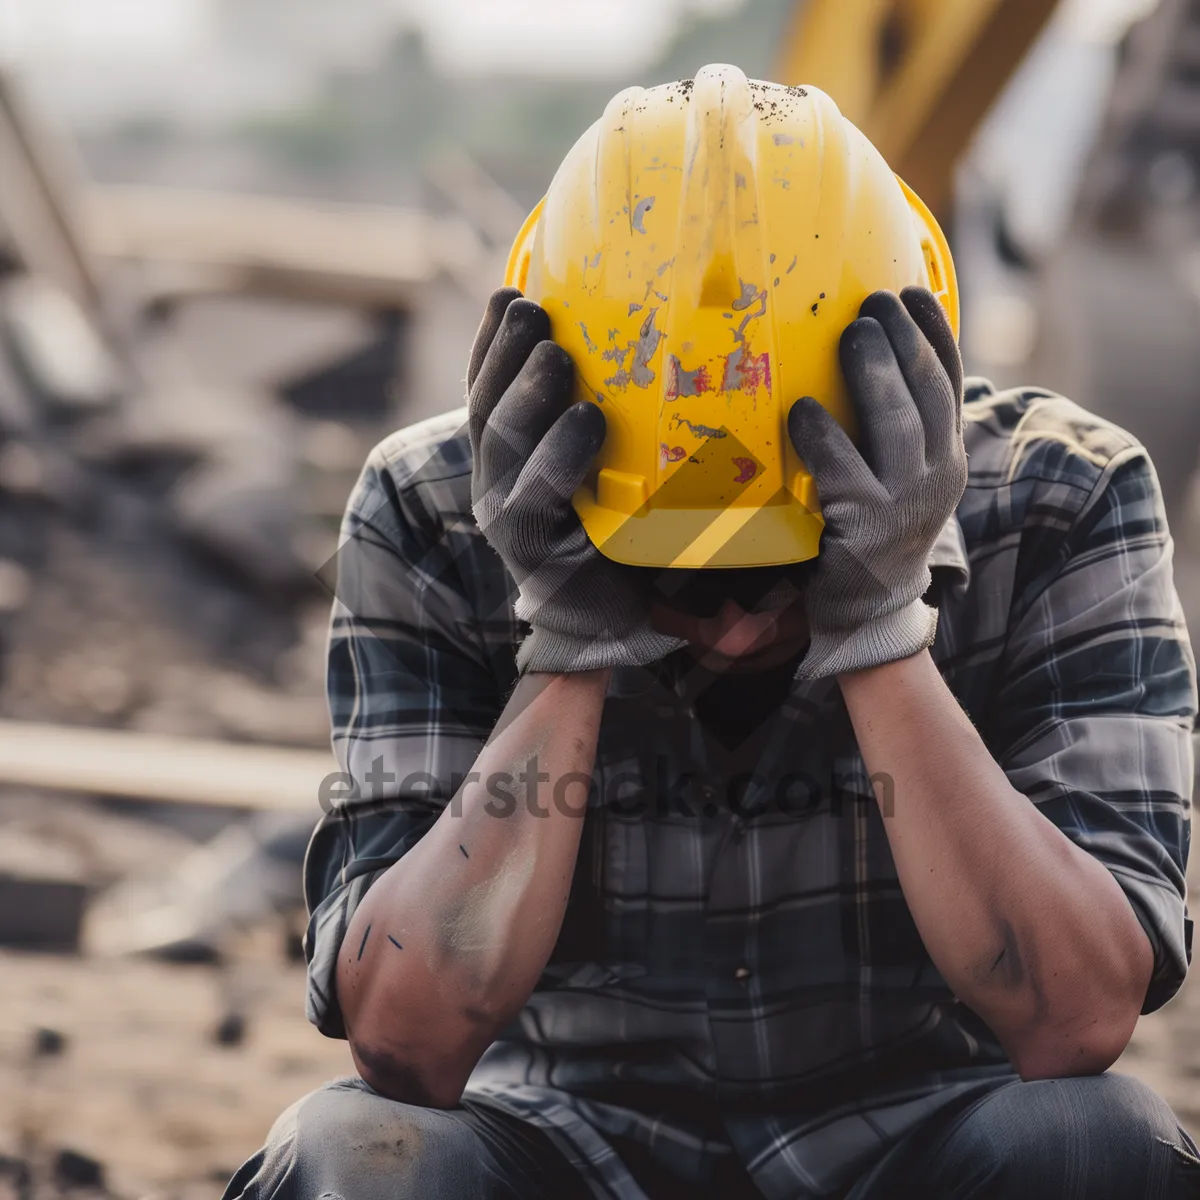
[504,63,958,570]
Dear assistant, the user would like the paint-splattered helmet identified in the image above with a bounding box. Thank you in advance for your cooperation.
[504,63,957,568]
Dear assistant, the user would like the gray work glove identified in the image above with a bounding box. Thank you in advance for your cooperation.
[787,287,967,680]
[467,288,686,674]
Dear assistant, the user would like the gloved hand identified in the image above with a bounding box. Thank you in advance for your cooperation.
[787,287,967,680]
[467,288,686,674]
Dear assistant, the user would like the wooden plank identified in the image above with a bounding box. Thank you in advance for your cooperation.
[0,721,336,812]
[82,184,485,309]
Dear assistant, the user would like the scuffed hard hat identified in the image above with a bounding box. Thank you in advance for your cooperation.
[504,63,958,570]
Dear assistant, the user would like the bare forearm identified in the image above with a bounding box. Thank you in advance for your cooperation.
[337,668,610,1105]
[839,651,1152,1078]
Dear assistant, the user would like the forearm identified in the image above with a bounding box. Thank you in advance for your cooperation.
[839,651,1153,1079]
[337,667,610,1106]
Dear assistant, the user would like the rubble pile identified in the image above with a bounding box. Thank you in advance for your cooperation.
[0,270,401,746]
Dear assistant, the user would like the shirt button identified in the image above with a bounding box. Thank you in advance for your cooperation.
[734,966,751,982]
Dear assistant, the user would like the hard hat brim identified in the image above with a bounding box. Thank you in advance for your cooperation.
[576,486,825,569]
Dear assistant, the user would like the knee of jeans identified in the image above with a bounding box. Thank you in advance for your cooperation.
[1015,1074,1180,1144]
[284,1078,479,1199]
[953,1073,1185,1186]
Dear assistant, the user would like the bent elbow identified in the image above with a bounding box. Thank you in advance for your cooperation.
[349,1040,466,1110]
[1014,1044,1116,1082]
[1010,1018,1135,1082]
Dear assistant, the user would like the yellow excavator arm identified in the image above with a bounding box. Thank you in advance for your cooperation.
[776,0,1063,214]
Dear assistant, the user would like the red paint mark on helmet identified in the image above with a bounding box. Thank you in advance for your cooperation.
[660,444,687,466]
[720,348,771,394]
[732,457,757,484]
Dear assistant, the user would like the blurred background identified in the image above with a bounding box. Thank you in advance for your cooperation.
[0,0,1196,1195]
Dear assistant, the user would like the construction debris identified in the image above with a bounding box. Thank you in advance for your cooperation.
[212,1010,247,1049]
[31,1029,66,1060]
[84,815,310,961]
[52,1149,105,1192]
[0,830,88,951]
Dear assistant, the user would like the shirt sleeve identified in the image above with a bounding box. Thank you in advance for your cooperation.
[987,444,1197,1013]
[304,441,509,1038]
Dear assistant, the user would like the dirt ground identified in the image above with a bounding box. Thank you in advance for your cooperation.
[0,860,1197,1200]
[0,930,353,1200]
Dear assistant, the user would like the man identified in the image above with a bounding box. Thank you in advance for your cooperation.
[225,67,1199,1198]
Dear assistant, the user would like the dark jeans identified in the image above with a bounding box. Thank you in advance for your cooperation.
[223,1072,1200,1199]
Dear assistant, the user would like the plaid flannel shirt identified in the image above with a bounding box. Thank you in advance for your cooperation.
[304,379,1196,1199]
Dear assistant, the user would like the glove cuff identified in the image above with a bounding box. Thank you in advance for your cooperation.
[796,599,938,681]
[516,625,686,675]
